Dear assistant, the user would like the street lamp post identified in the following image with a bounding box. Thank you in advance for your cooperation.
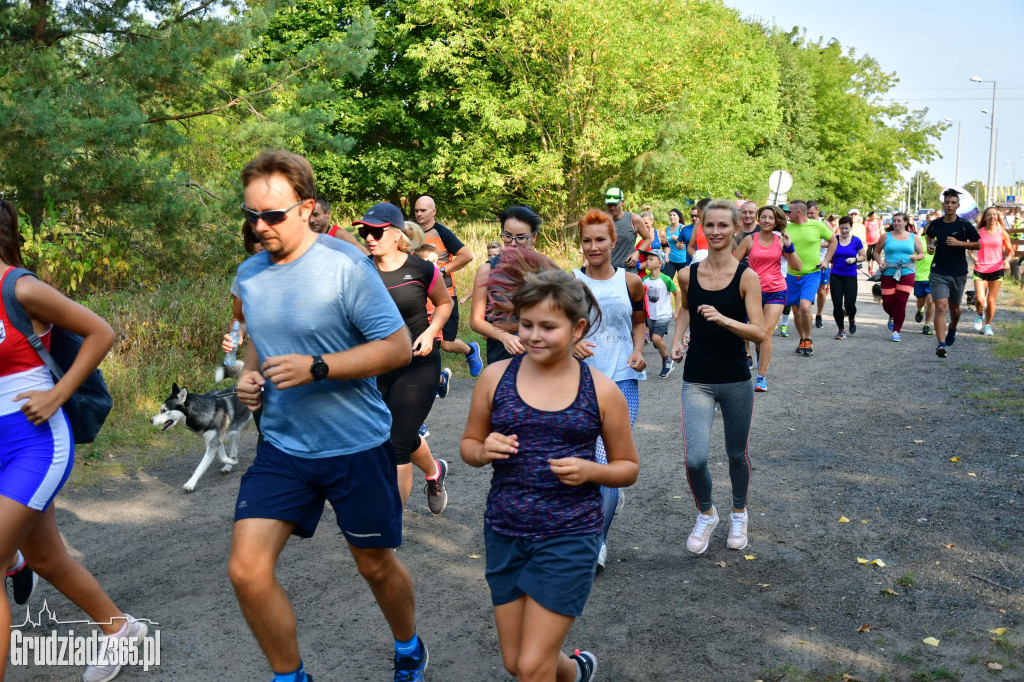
[944,117,961,186]
[971,76,997,206]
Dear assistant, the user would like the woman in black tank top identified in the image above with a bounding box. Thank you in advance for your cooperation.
[668,200,765,557]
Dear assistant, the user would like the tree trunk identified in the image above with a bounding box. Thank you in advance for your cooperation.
[31,0,47,44]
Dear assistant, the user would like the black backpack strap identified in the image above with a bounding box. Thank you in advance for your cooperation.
[1,268,65,380]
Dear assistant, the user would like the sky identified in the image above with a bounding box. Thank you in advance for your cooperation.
[725,0,1024,202]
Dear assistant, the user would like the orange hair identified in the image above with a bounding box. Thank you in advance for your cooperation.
[577,208,617,245]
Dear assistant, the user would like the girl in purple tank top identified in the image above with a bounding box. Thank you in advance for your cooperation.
[461,267,639,682]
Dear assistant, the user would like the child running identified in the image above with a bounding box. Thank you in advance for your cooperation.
[641,249,681,378]
[461,264,639,682]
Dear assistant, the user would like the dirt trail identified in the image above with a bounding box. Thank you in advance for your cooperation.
[9,276,1024,681]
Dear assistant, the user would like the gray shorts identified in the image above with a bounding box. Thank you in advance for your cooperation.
[647,319,670,338]
[929,273,967,304]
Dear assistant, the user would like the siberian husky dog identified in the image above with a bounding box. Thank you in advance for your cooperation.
[150,381,252,492]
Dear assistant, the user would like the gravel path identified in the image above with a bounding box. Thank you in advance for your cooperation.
[8,275,1024,681]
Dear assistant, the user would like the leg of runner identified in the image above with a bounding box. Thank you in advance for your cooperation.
[815,281,827,328]
[594,380,638,565]
[756,304,783,389]
[796,299,814,354]
[984,276,1001,333]
[925,293,934,334]
[880,274,896,327]
[0,498,39,679]
[716,381,754,550]
[891,273,914,336]
[973,278,988,331]
[494,597,580,681]
[933,295,950,356]
[779,305,791,337]
[830,273,848,334]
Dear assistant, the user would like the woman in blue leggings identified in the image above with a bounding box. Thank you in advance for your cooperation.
[670,200,765,555]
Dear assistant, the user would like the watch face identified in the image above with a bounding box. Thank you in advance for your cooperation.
[312,357,328,380]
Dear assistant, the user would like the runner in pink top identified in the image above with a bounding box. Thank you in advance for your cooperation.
[971,206,1014,335]
[733,205,802,392]
[865,211,883,276]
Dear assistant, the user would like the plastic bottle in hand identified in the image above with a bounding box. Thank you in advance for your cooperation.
[224,321,240,365]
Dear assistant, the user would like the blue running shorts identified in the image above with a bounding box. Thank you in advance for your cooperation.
[786,272,820,306]
[914,281,931,299]
[0,410,74,512]
[235,439,403,547]
[484,524,601,617]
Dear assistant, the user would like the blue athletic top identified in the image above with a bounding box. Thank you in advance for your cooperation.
[881,233,916,278]
[486,356,603,540]
[666,224,692,264]
[232,235,406,458]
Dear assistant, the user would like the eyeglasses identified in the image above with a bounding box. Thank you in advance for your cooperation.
[500,232,532,244]
[357,225,393,241]
[241,200,306,226]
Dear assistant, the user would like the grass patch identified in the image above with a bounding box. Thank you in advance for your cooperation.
[912,668,959,682]
[898,572,916,588]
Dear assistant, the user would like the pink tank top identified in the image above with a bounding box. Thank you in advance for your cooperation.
[748,232,785,293]
[975,228,1005,273]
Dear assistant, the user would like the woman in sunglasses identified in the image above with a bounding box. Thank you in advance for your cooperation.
[470,205,543,365]
[356,203,454,513]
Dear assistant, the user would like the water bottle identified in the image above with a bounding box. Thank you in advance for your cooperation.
[224,321,240,365]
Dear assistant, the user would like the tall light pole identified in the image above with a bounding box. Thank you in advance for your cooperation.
[944,117,962,186]
[971,76,997,206]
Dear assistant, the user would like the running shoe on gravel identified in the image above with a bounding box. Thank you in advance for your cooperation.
[795,339,805,353]
[571,650,597,682]
[394,638,428,682]
[984,324,994,336]
[835,330,847,340]
[686,508,719,554]
[82,616,149,682]
[945,328,957,346]
[974,315,984,332]
[596,543,607,570]
[915,309,924,323]
[424,459,448,514]
[659,357,674,378]
[803,340,813,357]
[437,368,452,398]
[5,553,36,606]
[754,375,767,392]
[417,423,429,439]
[848,318,857,334]
[936,342,947,358]
[815,314,823,328]
[887,317,894,331]
[922,324,932,335]
[726,511,748,550]
[891,332,901,342]
[466,342,483,377]
[779,324,789,337]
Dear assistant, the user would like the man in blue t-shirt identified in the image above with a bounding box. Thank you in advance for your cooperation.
[230,150,428,682]
[925,188,981,358]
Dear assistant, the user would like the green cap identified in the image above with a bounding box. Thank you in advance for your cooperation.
[604,188,625,204]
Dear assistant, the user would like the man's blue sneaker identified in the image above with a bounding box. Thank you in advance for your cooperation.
[437,368,452,398]
[936,342,947,358]
[887,317,894,331]
[466,341,483,377]
[945,327,957,346]
[394,638,428,682]
[417,423,429,439]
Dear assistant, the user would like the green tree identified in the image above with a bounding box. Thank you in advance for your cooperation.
[0,0,373,287]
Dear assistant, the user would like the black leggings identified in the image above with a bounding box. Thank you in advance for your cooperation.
[376,350,441,465]
[829,274,858,330]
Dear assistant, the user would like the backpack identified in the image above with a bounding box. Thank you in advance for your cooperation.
[2,268,113,444]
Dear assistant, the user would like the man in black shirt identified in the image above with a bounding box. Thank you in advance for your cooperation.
[925,189,980,358]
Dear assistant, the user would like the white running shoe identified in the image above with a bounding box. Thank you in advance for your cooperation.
[597,543,607,569]
[983,324,994,336]
[615,489,625,514]
[974,315,984,332]
[82,616,149,682]
[727,511,748,550]
[686,508,719,554]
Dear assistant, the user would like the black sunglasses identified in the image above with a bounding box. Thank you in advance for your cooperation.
[241,200,306,226]
[357,225,393,241]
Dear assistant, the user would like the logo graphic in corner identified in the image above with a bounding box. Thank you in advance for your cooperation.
[0,319,5,344]
[10,600,161,671]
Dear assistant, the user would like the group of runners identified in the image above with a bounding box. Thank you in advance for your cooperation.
[1,148,1018,682]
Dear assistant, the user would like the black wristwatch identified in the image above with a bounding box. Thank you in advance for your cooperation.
[310,355,329,381]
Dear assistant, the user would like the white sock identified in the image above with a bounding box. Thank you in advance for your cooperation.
[7,550,25,573]
[780,314,790,326]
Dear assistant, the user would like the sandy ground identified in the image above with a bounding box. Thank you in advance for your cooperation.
[7,274,1024,681]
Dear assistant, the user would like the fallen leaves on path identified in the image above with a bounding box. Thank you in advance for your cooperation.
[968,472,977,477]
[744,554,756,561]
[882,588,900,596]
[715,561,726,568]
[943,543,954,549]
[912,439,924,444]
[989,627,1007,636]
[988,662,1003,670]
[923,636,940,646]
[857,624,870,632]
[950,456,959,462]
[856,557,886,566]
[838,516,850,523]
